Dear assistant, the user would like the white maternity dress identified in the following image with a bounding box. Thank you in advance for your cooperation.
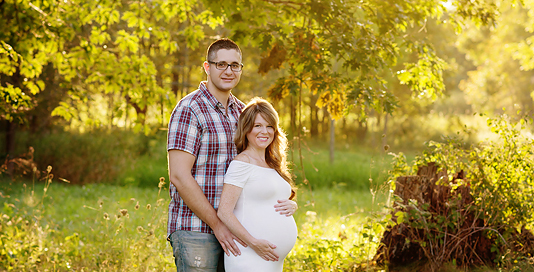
[223,160,298,272]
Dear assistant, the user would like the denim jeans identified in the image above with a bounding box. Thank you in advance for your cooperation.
[169,230,224,272]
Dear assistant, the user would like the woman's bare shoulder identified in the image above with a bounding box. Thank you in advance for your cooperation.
[233,153,251,163]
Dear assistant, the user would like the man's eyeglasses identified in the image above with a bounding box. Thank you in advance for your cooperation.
[208,61,244,72]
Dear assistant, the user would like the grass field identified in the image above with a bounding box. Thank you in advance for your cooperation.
[3,134,532,271]
[0,179,387,271]
[116,137,397,191]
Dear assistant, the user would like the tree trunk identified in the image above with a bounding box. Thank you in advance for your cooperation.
[5,120,16,156]
[374,163,501,269]
[342,116,346,135]
[309,93,319,138]
[172,65,179,97]
[329,117,335,164]
[382,114,388,152]
[124,95,129,129]
[320,107,328,141]
[109,93,114,129]
[290,95,296,140]
[125,95,147,125]
[370,110,380,149]
[28,63,67,133]
[355,119,368,143]
[156,74,164,127]
[181,43,189,99]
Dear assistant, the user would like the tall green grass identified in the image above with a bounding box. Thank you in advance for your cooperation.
[9,129,167,186]
[1,159,531,270]
[0,177,387,271]
[115,134,395,190]
[9,129,395,190]
[0,177,173,271]
[3,121,533,271]
[1,130,400,271]
[290,140,394,190]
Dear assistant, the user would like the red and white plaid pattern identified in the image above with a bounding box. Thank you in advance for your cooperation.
[167,81,245,237]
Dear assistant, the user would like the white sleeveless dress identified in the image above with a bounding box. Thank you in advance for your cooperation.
[223,160,298,272]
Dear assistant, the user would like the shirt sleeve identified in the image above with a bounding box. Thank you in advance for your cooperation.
[167,105,201,155]
[224,161,252,188]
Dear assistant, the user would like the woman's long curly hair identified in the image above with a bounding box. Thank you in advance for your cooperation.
[234,97,296,199]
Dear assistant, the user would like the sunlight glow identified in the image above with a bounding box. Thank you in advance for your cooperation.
[442,0,454,10]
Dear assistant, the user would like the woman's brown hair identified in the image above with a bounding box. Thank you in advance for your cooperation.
[234,97,296,199]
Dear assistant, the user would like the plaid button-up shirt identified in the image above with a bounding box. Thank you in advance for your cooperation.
[167,81,245,237]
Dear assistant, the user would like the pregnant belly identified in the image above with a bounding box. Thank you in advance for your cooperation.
[241,210,298,257]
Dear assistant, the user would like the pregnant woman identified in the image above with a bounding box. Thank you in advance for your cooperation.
[218,97,298,272]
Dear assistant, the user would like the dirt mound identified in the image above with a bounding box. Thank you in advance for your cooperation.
[1,146,40,180]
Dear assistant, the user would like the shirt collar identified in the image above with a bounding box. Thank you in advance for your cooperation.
[199,81,237,110]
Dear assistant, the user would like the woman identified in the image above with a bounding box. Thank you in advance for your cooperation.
[217,97,298,272]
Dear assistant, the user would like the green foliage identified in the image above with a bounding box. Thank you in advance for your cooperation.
[2,134,534,271]
[0,0,64,123]
[12,129,165,185]
[210,0,501,120]
[388,114,534,269]
[457,1,534,116]
[414,114,534,229]
[11,128,393,189]
[285,187,390,271]
[51,0,220,129]
[0,169,57,270]
[117,132,169,188]
[397,42,446,101]
[1,0,507,132]
[0,0,217,130]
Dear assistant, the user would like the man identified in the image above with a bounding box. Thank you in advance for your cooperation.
[167,38,247,271]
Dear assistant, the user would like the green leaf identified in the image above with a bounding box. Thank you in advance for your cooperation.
[51,102,75,121]
[395,211,405,224]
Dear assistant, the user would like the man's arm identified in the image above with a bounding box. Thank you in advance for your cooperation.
[168,149,246,256]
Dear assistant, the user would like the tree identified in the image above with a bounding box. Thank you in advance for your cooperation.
[457,1,534,117]
[50,0,223,132]
[0,0,511,157]
[207,0,501,116]
[0,0,222,154]
[200,0,503,167]
[0,0,78,154]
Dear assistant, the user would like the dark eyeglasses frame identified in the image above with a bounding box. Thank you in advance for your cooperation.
[208,61,244,72]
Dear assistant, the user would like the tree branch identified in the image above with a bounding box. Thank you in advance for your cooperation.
[263,0,303,6]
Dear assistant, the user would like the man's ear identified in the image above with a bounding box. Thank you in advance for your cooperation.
[203,61,210,75]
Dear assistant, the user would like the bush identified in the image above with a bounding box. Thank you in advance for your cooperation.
[411,115,534,231]
[7,128,168,185]
[385,114,534,270]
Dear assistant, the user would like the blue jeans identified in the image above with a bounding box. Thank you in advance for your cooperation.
[169,230,224,272]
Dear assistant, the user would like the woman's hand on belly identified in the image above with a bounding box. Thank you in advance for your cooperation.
[274,199,298,216]
[249,238,279,262]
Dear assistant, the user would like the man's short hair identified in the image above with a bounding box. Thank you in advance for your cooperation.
[206,38,242,62]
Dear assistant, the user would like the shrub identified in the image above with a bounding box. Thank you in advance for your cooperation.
[8,128,167,185]
[285,210,386,272]
[412,115,534,232]
[384,114,534,270]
